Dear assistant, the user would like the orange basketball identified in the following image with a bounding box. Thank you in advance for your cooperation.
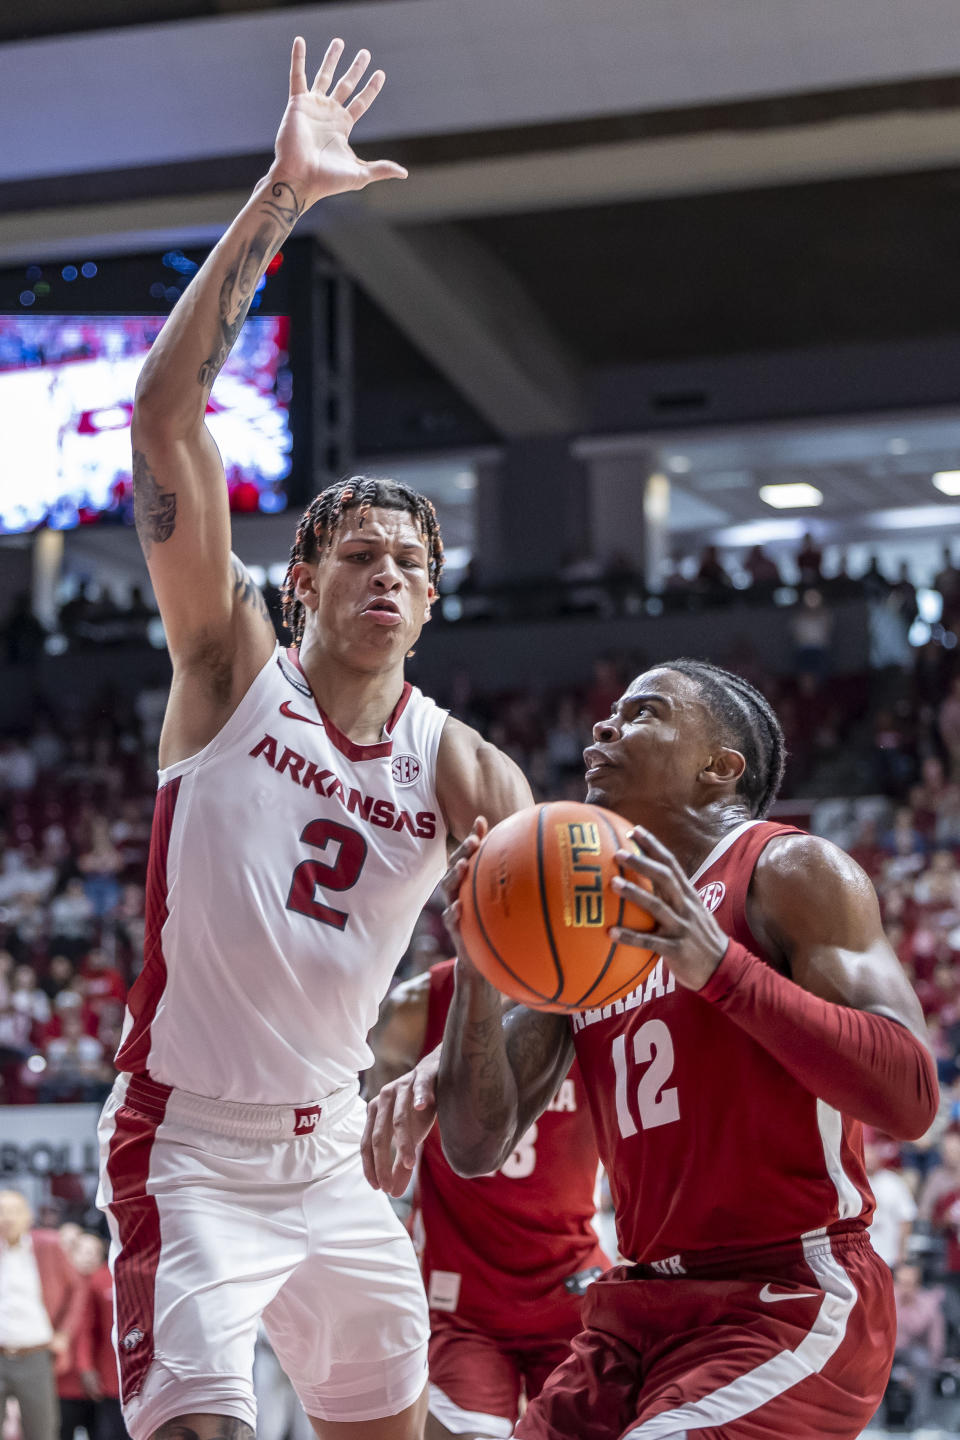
[458,801,659,1013]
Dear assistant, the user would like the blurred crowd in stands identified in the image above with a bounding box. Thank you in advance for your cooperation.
[3,537,960,1433]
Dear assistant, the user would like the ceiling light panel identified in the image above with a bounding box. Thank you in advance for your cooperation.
[758,483,824,509]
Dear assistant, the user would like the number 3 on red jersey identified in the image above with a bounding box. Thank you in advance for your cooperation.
[611,1019,680,1136]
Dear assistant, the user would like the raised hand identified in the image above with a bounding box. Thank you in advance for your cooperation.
[272,36,407,208]
[610,825,728,991]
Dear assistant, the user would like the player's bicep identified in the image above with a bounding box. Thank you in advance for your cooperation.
[752,836,928,1042]
[436,719,533,843]
[504,1007,574,1137]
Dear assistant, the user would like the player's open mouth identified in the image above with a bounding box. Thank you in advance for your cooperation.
[583,749,616,779]
[361,600,402,625]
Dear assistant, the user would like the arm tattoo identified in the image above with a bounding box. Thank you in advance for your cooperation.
[197,182,303,392]
[230,555,272,626]
[155,1422,253,1440]
[132,449,177,557]
[261,180,305,228]
[463,1013,512,1134]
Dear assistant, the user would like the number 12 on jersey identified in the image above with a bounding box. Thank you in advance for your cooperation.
[612,1020,680,1136]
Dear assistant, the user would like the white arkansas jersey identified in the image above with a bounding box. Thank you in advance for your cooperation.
[116,644,448,1103]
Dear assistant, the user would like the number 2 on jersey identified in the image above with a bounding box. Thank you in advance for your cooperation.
[612,1019,680,1136]
[286,819,367,930]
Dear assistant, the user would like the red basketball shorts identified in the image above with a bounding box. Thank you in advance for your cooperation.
[427,1310,575,1437]
[516,1229,894,1440]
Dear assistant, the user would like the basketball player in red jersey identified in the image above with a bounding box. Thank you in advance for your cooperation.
[383,659,938,1440]
[366,959,608,1439]
[97,36,530,1440]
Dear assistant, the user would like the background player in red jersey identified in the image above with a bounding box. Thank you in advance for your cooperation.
[366,959,608,1439]
[376,658,939,1440]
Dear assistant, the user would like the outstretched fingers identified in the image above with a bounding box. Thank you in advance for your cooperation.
[289,35,308,97]
[331,47,372,105]
[311,36,345,94]
[346,69,385,123]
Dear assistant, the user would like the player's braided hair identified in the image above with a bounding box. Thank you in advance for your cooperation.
[662,659,787,819]
[281,476,444,644]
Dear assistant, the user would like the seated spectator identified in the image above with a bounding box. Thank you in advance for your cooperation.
[48,879,97,959]
[9,964,51,1032]
[889,561,919,629]
[40,955,76,1003]
[914,850,960,914]
[76,817,123,919]
[934,544,960,632]
[38,1010,110,1103]
[888,1260,946,1430]
[919,1129,960,1224]
[79,949,126,1019]
[865,1133,917,1269]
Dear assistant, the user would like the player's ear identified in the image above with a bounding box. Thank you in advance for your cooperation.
[292,560,319,613]
[701,747,746,788]
[423,583,436,624]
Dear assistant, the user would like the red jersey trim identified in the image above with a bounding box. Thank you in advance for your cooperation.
[103,1088,169,1401]
[116,776,181,1075]
[286,647,408,761]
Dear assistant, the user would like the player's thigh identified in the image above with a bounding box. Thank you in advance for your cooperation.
[519,1339,576,1405]
[427,1316,521,1437]
[305,1386,427,1440]
[265,1104,428,1426]
[515,1327,640,1440]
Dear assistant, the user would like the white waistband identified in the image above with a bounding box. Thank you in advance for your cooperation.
[122,1073,359,1139]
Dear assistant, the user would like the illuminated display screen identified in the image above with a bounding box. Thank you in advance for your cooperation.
[0,312,292,534]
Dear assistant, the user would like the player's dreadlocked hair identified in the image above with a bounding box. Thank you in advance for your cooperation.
[662,658,787,819]
[281,476,444,644]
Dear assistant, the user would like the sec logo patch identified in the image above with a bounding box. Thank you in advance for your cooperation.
[697,880,726,913]
[391,754,422,786]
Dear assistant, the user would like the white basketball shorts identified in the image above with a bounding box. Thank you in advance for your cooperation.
[97,1073,429,1440]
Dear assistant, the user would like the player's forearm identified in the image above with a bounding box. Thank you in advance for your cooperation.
[701,941,939,1140]
[134,166,307,437]
[437,965,520,1177]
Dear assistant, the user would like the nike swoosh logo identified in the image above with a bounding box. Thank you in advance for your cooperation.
[279,700,323,727]
[758,1284,820,1304]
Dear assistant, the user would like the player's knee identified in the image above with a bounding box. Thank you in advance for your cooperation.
[150,1416,255,1440]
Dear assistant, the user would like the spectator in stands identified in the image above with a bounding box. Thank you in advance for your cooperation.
[1,594,47,668]
[934,545,960,632]
[75,819,122,920]
[9,965,51,1031]
[865,1134,917,1268]
[790,588,833,681]
[0,738,37,794]
[861,553,891,600]
[38,1010,109,1104]
[796,530,823,588]
[939,674,960,781]
[78,949,125,1020]
[57,1231,108,1440]
[692,544,733,603]
[48,881,96,960]
[889,561,919,630]
[918,1129,960,1224]
[0,1189,82,1440]
[890,1260,946,1429]
[743,544,782,600]
[824,549,858,600]
[74,1234,126,1440]
[39,957,75,1005]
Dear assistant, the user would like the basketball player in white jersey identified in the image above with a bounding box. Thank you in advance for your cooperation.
[96,37,530,1440]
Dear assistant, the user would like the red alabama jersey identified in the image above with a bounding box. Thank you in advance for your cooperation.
[572,819,875,1267]
[413,960,609,1340]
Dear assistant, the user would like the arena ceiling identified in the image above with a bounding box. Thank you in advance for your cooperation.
[7,0,960,537]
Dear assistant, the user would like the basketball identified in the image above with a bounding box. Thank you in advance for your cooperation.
[458,801,659,1013]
